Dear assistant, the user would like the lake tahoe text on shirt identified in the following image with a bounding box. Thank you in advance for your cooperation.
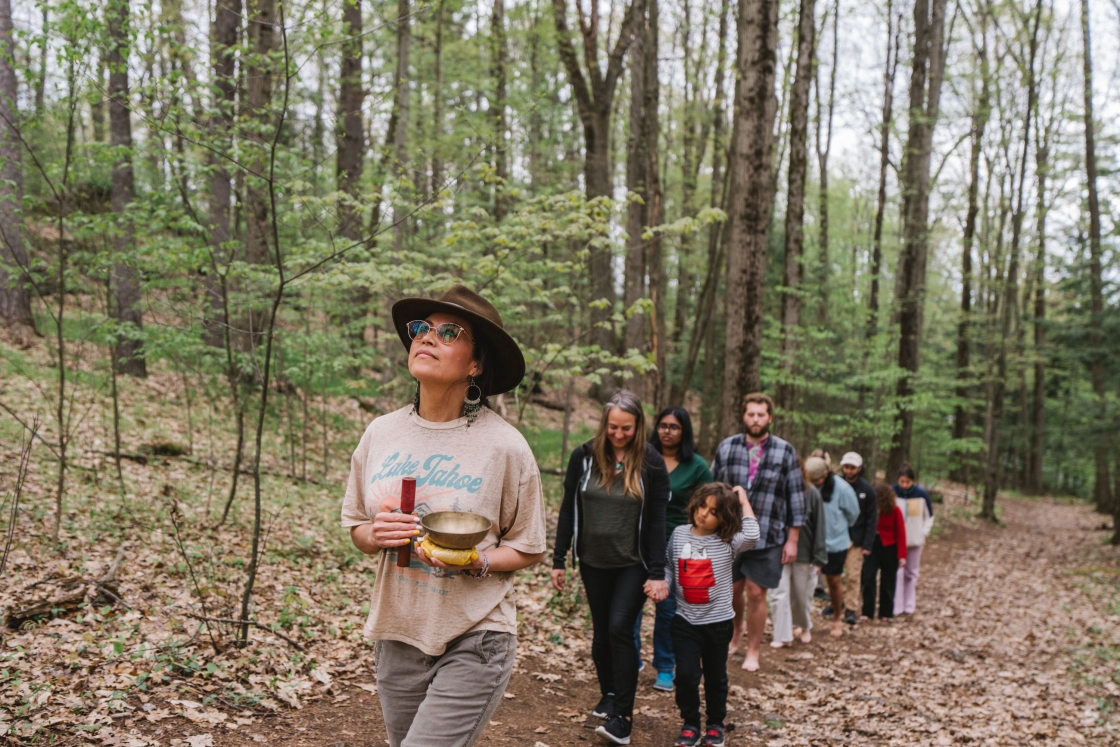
[371,452,484,493]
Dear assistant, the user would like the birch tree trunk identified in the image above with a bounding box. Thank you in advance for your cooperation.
[719,0,780,439]
[108,0,146,377]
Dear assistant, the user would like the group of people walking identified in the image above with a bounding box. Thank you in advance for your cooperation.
[341,285,937,747]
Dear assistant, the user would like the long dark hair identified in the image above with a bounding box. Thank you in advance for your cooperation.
[687,483,743,543]
[650,406,695,463]
[897,463,917,481]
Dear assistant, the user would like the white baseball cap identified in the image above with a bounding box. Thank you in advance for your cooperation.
[840,451,863,468]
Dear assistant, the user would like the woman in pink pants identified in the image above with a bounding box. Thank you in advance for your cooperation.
[893,465,933,615]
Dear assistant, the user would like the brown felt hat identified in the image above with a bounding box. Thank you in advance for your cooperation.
[391,284,526,396]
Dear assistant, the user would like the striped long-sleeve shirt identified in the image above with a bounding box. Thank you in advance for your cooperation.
[665,517,760,626]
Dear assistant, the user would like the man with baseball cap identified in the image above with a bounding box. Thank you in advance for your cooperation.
[839,451,877,624]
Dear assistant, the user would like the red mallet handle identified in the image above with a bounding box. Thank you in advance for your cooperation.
[397,477,417,568]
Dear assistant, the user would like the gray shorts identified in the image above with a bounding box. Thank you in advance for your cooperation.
[375,631,516,747]
[732,545,784,589]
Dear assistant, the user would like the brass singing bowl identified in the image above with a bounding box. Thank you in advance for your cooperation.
[420,511,492,550]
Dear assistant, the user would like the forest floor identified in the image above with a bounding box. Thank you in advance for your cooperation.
[5,480,1119,746]
[0,349,1118,746]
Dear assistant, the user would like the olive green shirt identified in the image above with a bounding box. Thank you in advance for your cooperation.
[578,468,643,568]
[665,454,714,533]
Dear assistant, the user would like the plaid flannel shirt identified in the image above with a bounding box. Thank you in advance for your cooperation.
[711,433,806,550]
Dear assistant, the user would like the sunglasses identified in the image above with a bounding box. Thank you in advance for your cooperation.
[406,320,474,345]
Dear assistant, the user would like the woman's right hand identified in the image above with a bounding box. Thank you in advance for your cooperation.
[371,511,421,548]
[550,568,565,591]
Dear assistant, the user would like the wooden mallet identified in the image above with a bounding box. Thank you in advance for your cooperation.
[396,476,417,568]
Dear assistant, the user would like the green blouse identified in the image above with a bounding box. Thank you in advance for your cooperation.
[664,453,714,533]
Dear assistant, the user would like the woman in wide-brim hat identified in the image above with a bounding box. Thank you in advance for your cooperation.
[341,284,547,747]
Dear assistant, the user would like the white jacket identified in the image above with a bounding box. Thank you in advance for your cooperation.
[899,496,934,548]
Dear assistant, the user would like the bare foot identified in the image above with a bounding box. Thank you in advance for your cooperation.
[800,630,812,644]
[830,620,844,637]
[859,615,870,622]
[728,635,742,656]
[742,654,760,672]
[792,627,803,638]
[769,640,791,649]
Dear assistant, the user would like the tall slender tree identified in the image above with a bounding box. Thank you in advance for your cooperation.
[391,0,410,256]
[203,0,241,349]
[981,0,1040,520]
[886,0,948,474]
[551,0,641,390]
[951,4,991,482]
[867,3,901,336]
[492,0,509,220]
[1080,0,1111,515]
[775,0,817,414]
[719,0,780,438]
[107,0,146,377]
[0,0,33,332]
[814,1,838,326]
[337,0,364,240]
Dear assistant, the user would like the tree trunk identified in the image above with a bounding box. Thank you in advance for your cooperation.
[719,0,780,439]
[0,0,33,331]
[337,0,364,240]
[982,0,1039,520]
[867,5,901,337]
[1080,0,1111,516]
[34,8,46,116]
[551,0,642,398]
[886,0,947,475]
[951,15,990,483]
[775,0,816,415]
[1026,91,1053,495]
[107,0,146,377]
[814,2,837,326]
[491,0,509,220]
[203,0,241,349]
[670,0,731,407]
[644,0,665,409]
[391,0,410,255]
[431,0,446,196]
[624,0,649,370]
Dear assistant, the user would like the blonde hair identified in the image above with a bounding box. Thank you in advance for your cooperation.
[592,390,647,498]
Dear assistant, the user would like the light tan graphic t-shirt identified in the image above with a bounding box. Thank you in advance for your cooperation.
[340,406,546,656]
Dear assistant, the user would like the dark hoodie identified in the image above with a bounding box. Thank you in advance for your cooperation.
[846,474,878,552]
[552,441,671,580]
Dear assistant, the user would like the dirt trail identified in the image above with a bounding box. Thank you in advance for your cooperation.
[129,494,1118,747]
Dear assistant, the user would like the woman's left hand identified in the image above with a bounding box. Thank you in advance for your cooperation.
[899,558,907,568]
[644,579,669,602]
[415,542,484,571]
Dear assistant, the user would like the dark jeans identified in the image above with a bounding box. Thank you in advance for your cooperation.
[670,616,733,728]
[580,563,649,718]
[861,537,899,619]
[632,578,677,673]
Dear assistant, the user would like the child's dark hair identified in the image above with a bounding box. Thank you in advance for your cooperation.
[687,482,743,543]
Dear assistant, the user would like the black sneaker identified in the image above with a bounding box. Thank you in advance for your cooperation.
[675,725,702,747]
[596,715,632,745]
[844,609,858,625]
[592,693,615,719]
[821,604,834,616]
[702,724,726,747]
[813,588,829,601]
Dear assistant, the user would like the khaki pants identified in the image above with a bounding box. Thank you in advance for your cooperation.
[843,545,864,613]
[376,631,516,747]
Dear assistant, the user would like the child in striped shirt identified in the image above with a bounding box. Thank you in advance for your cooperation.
[662,483,760,747]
